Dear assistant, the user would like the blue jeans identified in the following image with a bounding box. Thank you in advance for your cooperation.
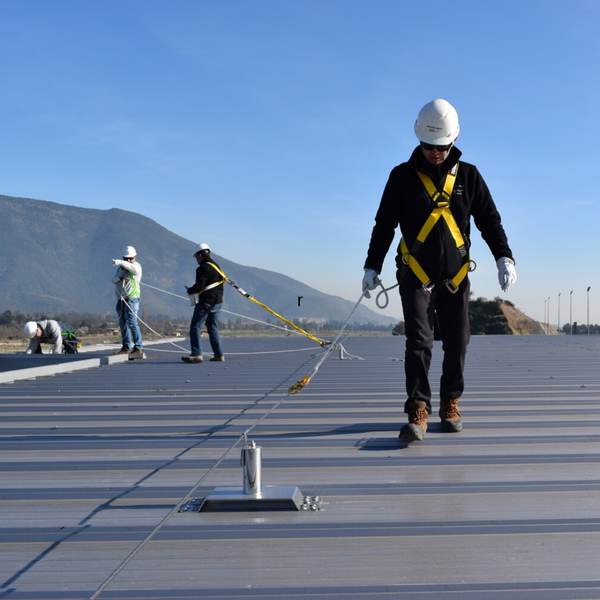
[190,301,223,358]
[116,298,143,350]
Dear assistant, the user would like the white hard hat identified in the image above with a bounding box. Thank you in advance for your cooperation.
[414,99,460,145]
[24,322,39,338]
[193,243,211,256]
[122,246,137,258]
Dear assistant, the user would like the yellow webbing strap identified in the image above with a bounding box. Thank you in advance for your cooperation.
[197,263,329,348]
[415,170,465,250]
[246,295,328,348]
[400,238,433,289]
[226,279,329,348]
[197,262,228,296]
[417,168,456,202]
[448,260,471,292]
[401,166,471,292]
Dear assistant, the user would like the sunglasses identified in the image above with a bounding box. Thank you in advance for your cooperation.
[421,142,453,152]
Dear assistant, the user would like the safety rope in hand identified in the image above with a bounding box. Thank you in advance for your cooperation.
[118,293,190,353]
[375,281,399,310]
[288,290,368,394]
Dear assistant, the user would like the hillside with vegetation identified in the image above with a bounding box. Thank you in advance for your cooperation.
[470,297,556,335]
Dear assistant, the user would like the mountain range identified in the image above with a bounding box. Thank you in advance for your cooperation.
[0,194,396,327]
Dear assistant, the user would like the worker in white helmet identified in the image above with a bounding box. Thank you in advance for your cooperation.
[182,243,226,363]
[362,99,516,442]
[112,245,143,355]
[23,319,79,354]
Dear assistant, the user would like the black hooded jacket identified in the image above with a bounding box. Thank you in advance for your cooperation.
[187,256,225,304]
[364,145,514,282]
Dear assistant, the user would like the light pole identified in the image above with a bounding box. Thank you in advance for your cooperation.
[558,292,561,333]
[587,286,591,334]
[544,299,547,334]
[548,296,551,334]
[570,290,573,335]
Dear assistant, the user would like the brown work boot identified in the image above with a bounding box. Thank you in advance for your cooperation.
[209,356,225,362]
[114,348,131,355]
[439,398,462,432]
[181,355,203,363]
[399,400,429,442]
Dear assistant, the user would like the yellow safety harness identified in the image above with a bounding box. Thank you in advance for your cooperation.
[197,262,227,296]
[400,164,475,293]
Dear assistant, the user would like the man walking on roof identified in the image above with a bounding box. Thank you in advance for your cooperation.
[112,245,143,356]
[182,243,225,363]
[362,99,517,442]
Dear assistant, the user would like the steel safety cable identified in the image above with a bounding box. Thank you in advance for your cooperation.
[88,346,322,600]
[141,281,330,343]
[287,290,368,394]
[224,279,330,347]
[117,293,190,353]
[89,291,369,599]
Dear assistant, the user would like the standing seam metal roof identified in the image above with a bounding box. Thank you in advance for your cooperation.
[1,334,600,599]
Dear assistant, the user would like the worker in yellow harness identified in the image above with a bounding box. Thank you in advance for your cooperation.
[363,99,516,442]
[182,243,225,363]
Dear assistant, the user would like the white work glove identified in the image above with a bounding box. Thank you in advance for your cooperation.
[497,257,517,292]
[112,259,120,266]
[362,268,381,299]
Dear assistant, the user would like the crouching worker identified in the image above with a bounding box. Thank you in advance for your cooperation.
[182,243,225,363]
[24,320,80,354]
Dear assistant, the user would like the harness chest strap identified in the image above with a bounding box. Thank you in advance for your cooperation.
[401,165,473,292]
[197,262,228,296]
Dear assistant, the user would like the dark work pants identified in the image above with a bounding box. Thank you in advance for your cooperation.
[399,271,471,414]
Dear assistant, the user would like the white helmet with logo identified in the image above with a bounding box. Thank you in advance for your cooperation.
[414,99,460,145]
[24,322,39,338]
[193,243,211,257]
[122,246,137,258]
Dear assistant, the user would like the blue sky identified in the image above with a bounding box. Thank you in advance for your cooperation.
[1,0,599,326]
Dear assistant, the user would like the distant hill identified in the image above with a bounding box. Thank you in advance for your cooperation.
[500,301,557,335]
[470,297,553,335]
[0,194,396,326]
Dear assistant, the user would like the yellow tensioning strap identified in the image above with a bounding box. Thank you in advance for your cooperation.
[193,262,327,347]
[226,279,330,348]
